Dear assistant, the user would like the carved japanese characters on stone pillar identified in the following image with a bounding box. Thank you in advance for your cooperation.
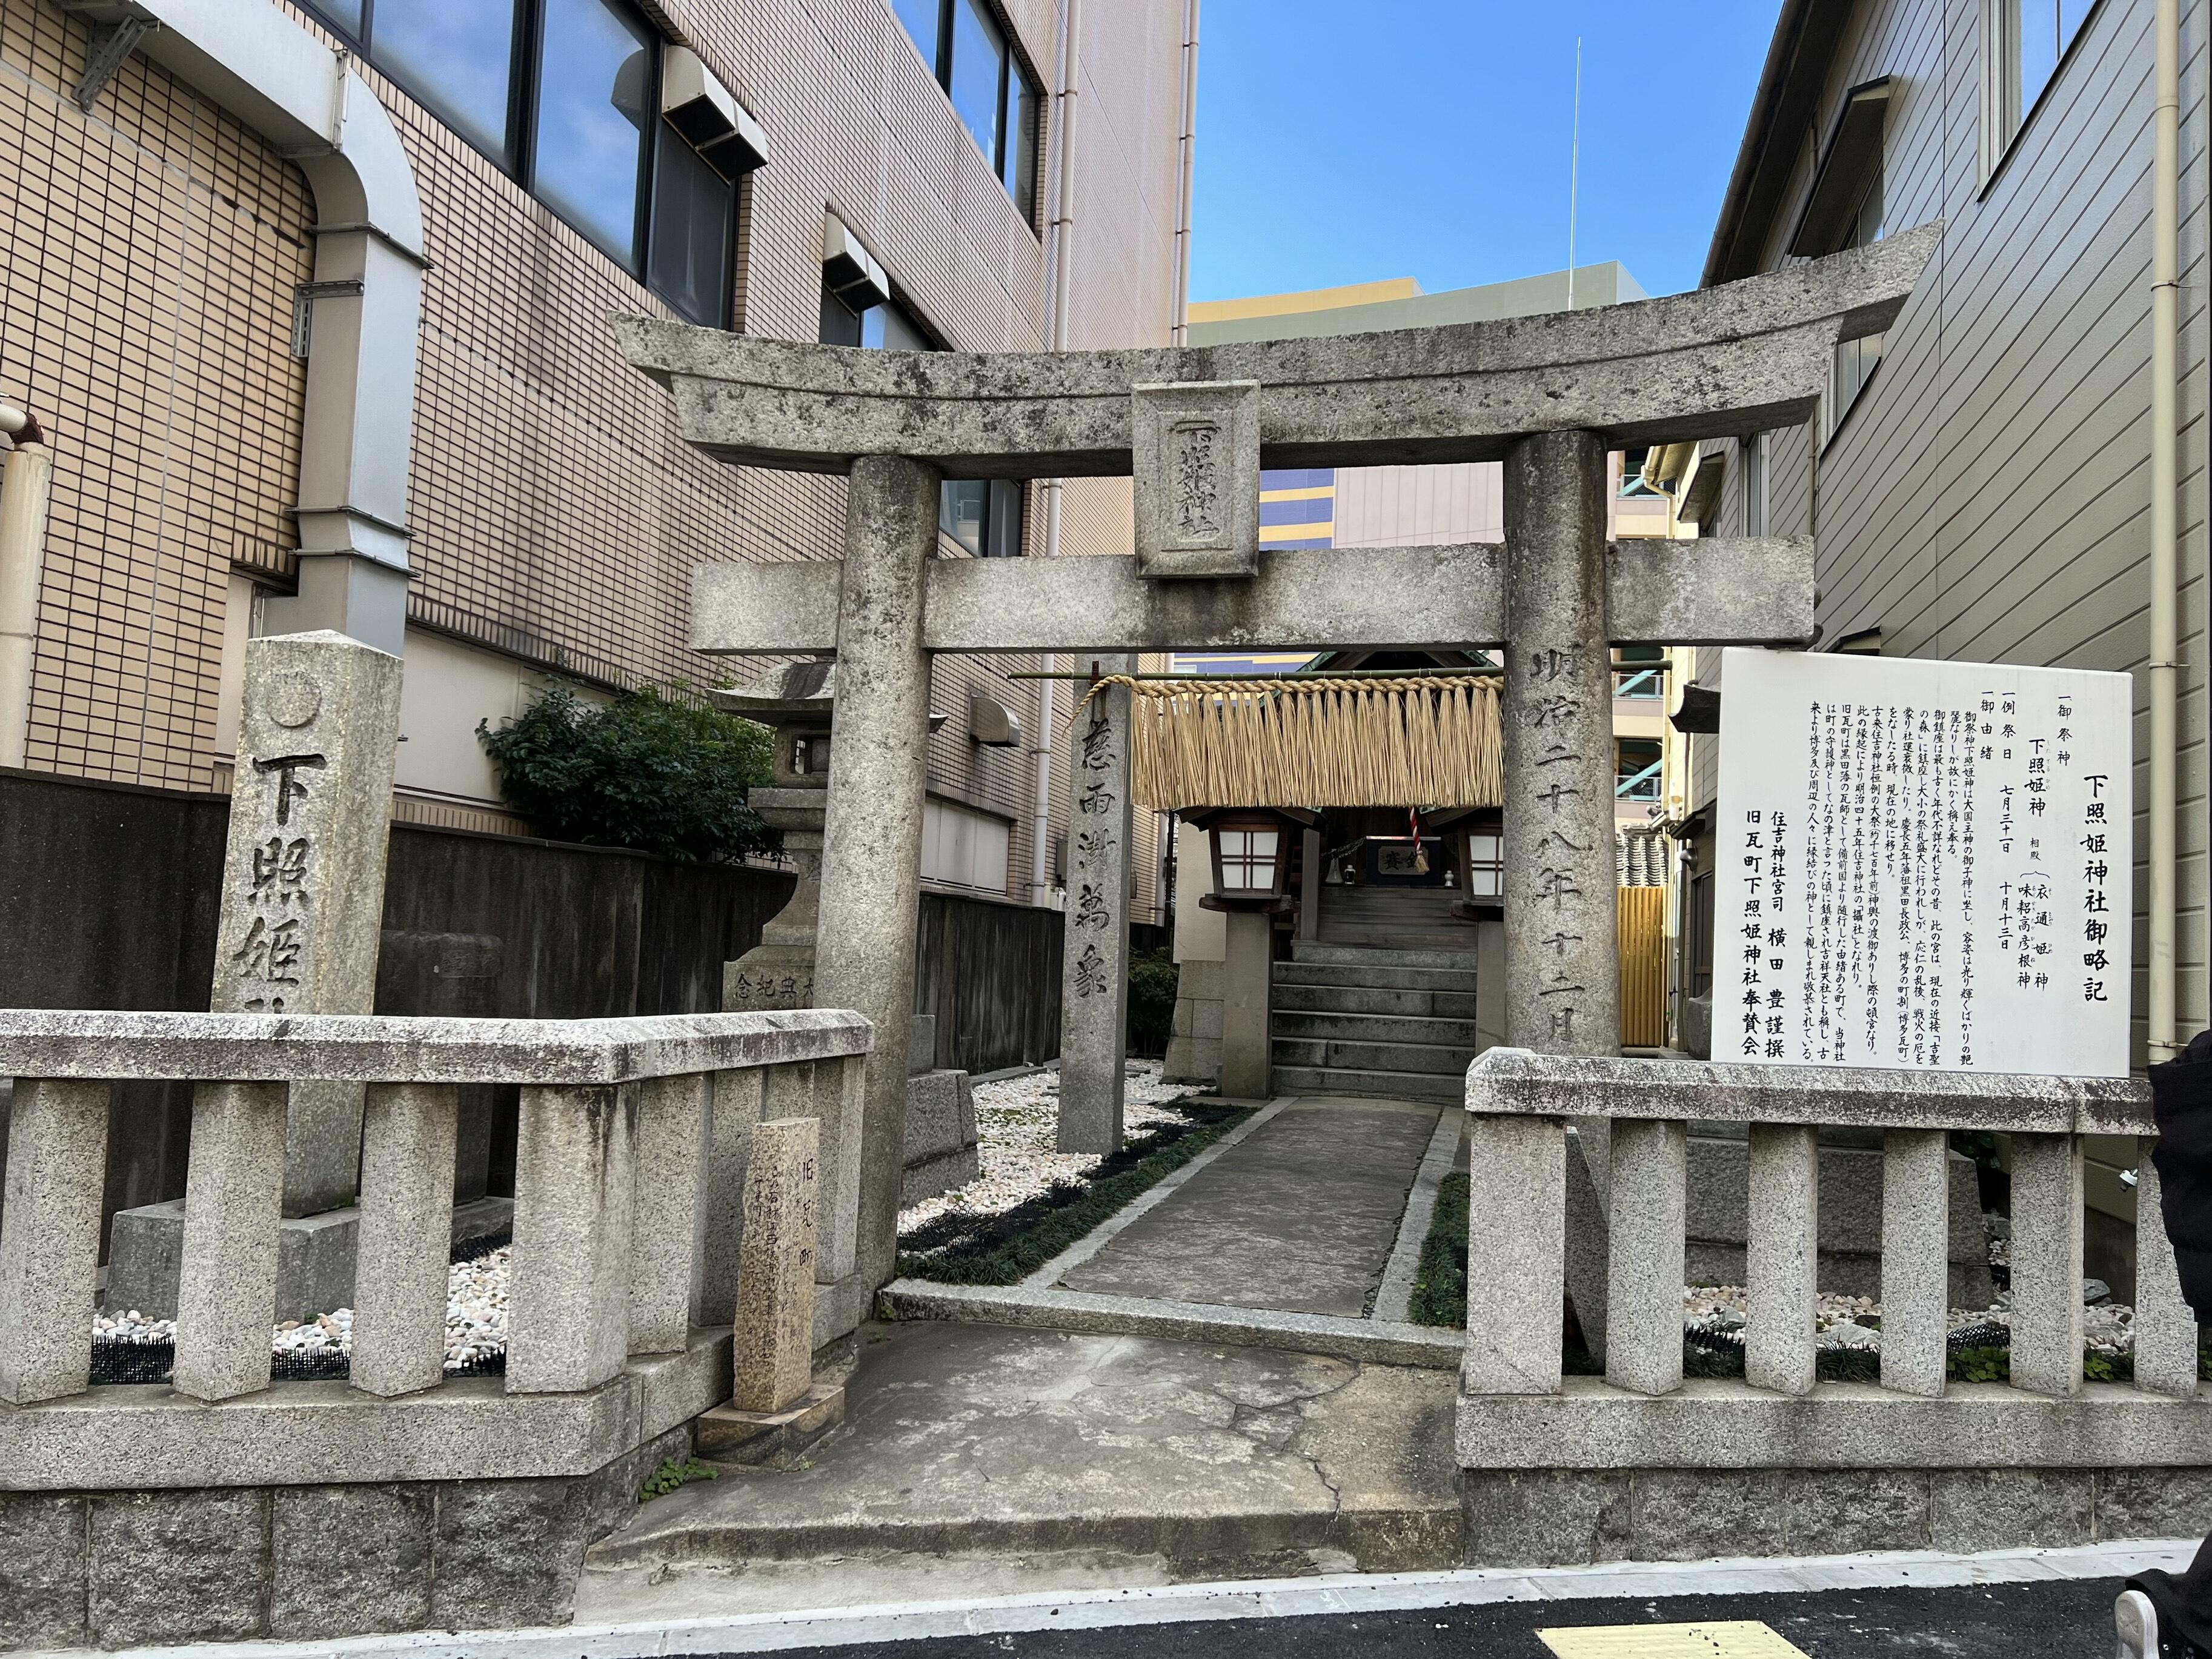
[212,629,404,1217]
[1058,656,1136,1153]
[1132,381,1260,579]
[1501,431,1620,1059]
[213,631,402,1018]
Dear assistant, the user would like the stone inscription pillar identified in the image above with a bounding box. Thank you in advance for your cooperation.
[812,456,938,1292]
[1502,430,1619,1056]
[1503,430,1620,1359]
[1058,653,1135,1153]
[212,629,403,1216]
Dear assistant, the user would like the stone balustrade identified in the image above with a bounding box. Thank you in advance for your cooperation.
[1457,1049,2208,1484]
[0,1008,870,1420]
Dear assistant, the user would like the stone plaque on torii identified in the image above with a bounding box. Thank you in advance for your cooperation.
[615,224,1940,1306]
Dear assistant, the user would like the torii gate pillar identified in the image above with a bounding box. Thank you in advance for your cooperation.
[811,456,938,1291]
[1503,430,1621,1360]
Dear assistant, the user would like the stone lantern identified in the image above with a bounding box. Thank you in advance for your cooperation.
[711,660,837,1012]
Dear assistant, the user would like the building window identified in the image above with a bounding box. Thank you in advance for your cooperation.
[1616,738,1663,803]
[312,0,742,327]
[823,276,1025,556]
[1742,431,1769,536]
[1825,165,1886,441]
[923,797,1012,894]
[1990,0,2097,157]
[888,0,1042,227]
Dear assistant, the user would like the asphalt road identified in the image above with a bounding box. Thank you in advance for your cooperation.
[716,1577,2125,1658]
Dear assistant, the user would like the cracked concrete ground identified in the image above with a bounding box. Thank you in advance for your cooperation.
[1056,1098,1443,1316]
[583,1320,1461,1608]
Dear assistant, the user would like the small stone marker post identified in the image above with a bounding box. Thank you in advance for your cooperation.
[1057,653,1135,1152]
[212,629,404,1214]
[731,1115,819,1414]
[698,1112,848,1463]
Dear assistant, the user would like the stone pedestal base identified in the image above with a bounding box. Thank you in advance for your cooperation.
[900,1069,977,1202]
[105,1194,514,1323]
[696,1378,845,1467]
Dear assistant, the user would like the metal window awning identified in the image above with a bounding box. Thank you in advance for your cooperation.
[1787,76,1894,258]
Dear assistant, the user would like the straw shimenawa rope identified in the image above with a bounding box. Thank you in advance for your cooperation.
[1073,675,1503,811]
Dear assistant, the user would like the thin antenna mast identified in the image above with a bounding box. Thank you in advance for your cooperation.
[1566,35,1582,310]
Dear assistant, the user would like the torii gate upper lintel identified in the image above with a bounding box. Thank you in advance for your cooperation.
[614,224,1942,1298]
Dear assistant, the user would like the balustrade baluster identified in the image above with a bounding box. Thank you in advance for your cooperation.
[1462,1113,1564,1395]
[351,1081,459,1398]
[2008,1132,2085,1398]
[1606,1117,1686,1396]
[173,1080,289,1403]
[1879,1128,1950,1398]
[0,1079,110,1405]
[1745,1123,1819,1395]
[2131,1139,2200,1397]
[628,1072,709,1354]
[507,1083,636,1393]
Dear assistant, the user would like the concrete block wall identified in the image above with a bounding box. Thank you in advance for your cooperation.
[1460,1466,2212,1569]
[0,1426,690,1650]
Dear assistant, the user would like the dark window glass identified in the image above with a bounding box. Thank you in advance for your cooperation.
[949,0,1006,168]
[892,0,945,71]
[314,0,365,38]
[648,129,733,326]
[533,0,654,268]
[820,282,865,346]
[986,478,1024,557]
[373,0,520,162]
[942,480,988,556]
[1005,66,1040,212]
[866,298,933,351]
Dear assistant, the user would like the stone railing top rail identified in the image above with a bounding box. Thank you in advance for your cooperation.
[615,224,1941,477]
[1464,1047,2152,1137]
[0,1008,872,1085]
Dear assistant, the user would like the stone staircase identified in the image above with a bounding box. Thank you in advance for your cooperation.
[1270,937,1484,1103]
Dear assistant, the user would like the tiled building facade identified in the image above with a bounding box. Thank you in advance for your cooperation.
[0,0,1185,919]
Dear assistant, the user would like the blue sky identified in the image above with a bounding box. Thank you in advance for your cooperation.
[1188,1,1785,304]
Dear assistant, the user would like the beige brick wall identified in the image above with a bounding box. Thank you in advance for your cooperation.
[1,0,313,791]
[0,0,1180,920]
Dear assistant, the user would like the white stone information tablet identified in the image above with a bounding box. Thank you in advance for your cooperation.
[1714,648,2131,1077]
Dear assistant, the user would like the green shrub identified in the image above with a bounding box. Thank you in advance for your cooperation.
[1127,948,1180,1058]
[478,683,774,862]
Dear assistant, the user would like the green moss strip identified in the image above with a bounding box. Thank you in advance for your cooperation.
[1408,1170,1471,1328]
[897,1104,1252,1286]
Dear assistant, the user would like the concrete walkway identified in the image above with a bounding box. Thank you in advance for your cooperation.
[1055,1097,1444,1317]
[587,1319,1461,1588]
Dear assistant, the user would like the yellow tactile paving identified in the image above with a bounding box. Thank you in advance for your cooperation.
[1538,1620,1810,1658]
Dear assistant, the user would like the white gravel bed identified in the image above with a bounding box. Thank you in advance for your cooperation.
[1682,1283,2137,1355]
[898,1060,1202,1232]
[95,1245,510,1369]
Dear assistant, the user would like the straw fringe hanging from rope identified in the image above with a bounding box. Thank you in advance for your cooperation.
[1085,675,1503,811]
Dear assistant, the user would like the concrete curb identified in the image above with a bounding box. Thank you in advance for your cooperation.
[1373,1109,1465,1323]
[27,1539,2193,1659]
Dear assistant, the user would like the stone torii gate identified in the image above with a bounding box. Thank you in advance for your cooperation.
[615,224,1939,1306]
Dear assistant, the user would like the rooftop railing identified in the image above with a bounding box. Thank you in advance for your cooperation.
[1457,1049,2204,1474]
